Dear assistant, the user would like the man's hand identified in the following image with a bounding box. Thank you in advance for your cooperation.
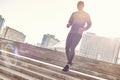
[67,24,71,28]
[79,28,84,33]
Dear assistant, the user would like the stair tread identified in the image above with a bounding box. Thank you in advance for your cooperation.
[0,65,39,80]
[1,56,81,80]
[1,51,102,80]
[0,73,12,80]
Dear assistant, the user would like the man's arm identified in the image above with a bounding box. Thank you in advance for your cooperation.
[67,13,73,28]
[84,14,92,30]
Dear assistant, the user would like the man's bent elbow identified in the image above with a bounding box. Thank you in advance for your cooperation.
[84,23,91,31]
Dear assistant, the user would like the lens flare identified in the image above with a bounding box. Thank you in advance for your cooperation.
[0,40,19,65]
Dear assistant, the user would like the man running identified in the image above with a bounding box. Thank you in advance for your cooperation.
[63,1,92,72]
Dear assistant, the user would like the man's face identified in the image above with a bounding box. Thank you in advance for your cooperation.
[78,4,84,10]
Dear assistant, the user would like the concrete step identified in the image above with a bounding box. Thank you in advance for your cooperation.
[0,38,120,80]
[0,51,55,80]
[0,65,39,80]
[15,54,104,80]
[0,60,58,80]
[0,60,81,80]
[1,50,104,80]
[0,51,83,80]
[18,43,120,80]
[0,73,12,80]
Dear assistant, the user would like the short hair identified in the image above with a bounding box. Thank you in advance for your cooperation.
[77,1,84,6]
[77,1,84,10]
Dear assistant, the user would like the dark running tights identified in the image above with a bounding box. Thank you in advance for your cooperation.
[65,33,82,64]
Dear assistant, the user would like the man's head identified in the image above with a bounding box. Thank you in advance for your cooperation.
[77,1,84,10]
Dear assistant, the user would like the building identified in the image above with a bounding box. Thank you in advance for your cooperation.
[79,32,120,64]
[52,40,80,54]
[117,39,120,64]
[1,26,26,43]
[40,34,59,48]
[0,15,5,33]
[51,40,65,52]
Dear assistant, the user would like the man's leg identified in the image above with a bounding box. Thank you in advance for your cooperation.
[68,34,82,65]
[65,33,72,63]
[63,33,72,72]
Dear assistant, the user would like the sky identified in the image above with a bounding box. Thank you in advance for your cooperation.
[0,0,120,44]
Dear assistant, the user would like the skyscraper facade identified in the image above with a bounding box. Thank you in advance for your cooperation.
[40,34,59,48]
[79,32,120,64]
[1,26,26,42]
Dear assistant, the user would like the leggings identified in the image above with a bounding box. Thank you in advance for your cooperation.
[65,33,82,64]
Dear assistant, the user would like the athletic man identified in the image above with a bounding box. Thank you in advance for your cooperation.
[63,1,92,72]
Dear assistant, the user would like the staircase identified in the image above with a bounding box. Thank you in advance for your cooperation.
[0,38,120,80]
[0,50,103,80]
